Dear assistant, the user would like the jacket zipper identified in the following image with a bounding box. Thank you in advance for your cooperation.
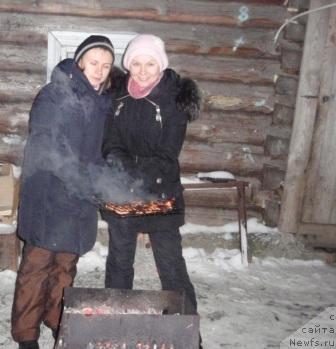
[114,95,129,119]
[145,98,162,129]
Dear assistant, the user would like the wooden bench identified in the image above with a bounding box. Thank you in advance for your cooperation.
[183,180,250,265]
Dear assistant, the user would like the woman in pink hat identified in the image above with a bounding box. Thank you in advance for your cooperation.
[102,34,203,348]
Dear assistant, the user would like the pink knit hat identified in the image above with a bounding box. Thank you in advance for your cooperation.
[123,34,169,72]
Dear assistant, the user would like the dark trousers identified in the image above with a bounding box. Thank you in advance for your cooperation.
[11,244,78,342]
[105,225,198,309]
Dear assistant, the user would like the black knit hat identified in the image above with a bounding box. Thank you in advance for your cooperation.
[74,35,114,62]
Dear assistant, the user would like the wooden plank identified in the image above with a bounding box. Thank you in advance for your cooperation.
[301,6,336,225]
[0,71,44,103]
[186,112,271,146]
[0,60,44,74]
[263,199,281,227]
[0,13,284,59]
[0,1,288,28]
[267,125,292,139]
[0,30,279,62]
[234,0,285,4]
[274,93,297,108]
[265,136,290,157]
[263,164,286,191]
[0,154,22,166]
[0,134,25,153]
[275,74,299,95]
[0,71,44,92]
[279,0,331,233]
[263,158,287,172]
[0,92,35,104]
[298,223,336,236]
[255,189,281,208]
[180,142,268,175]
[200,81,275,113]
[0,104,29,135]
[0,44,46,73]
[0,30,47,46]
[203,95,274,113]
[272,104,295,125]
[298,223,336,249]
[183,184,252,209]
[172,55,280,85]
[287,0,310,11]
[278,38,303,52]
[0,30,280,61]
[198,110,272,123]
[281,48,302,74]
[284,22,306,42]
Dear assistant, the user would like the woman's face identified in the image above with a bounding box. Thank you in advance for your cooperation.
[129,55,161,88]
[78,48,113,90]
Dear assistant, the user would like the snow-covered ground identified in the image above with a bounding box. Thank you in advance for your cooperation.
[1,221,336,349]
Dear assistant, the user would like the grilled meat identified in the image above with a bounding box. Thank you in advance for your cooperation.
[104,199,175,217]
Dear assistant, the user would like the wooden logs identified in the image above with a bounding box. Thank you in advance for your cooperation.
[186,112,271,146]
[171,55,280,85]
[0,2,288,28]
[180,142,268,175]
[279,0,331,233]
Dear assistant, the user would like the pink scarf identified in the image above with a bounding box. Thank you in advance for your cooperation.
[127,73,163,99]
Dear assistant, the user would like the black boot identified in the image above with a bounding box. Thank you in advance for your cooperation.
[199,334,203,349]
[18,341,39,349]
[52,329,58,340]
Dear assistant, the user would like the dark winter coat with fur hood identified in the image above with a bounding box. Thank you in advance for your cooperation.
[101,68,201,233]
[18,58,111,256]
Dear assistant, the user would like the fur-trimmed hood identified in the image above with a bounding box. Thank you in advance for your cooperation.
[176,74,202,122]
[108,67,202,122]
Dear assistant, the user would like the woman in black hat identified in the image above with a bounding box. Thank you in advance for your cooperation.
[11,35,114,349]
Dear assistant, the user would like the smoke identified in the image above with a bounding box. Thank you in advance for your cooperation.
[23,134,151,205]
[22,63,153,206]
[88,159,153,204]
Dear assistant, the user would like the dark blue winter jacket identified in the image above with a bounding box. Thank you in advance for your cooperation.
[18,58,111,255]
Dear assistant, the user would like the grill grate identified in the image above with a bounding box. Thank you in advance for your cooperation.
[55,288,199,349]
[101,199,179,218]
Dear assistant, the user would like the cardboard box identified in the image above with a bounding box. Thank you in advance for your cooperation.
[0,163,20,271]
[0,163,16,217]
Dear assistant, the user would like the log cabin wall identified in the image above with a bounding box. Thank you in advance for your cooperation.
[261,0,310,227]
[278,0,336,248]
[0,0,297,227]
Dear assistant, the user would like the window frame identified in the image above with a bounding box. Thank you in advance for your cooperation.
[47,31,137,81]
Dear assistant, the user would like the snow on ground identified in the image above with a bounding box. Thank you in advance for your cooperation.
[180,217,278,240]
[1,225,336,349]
